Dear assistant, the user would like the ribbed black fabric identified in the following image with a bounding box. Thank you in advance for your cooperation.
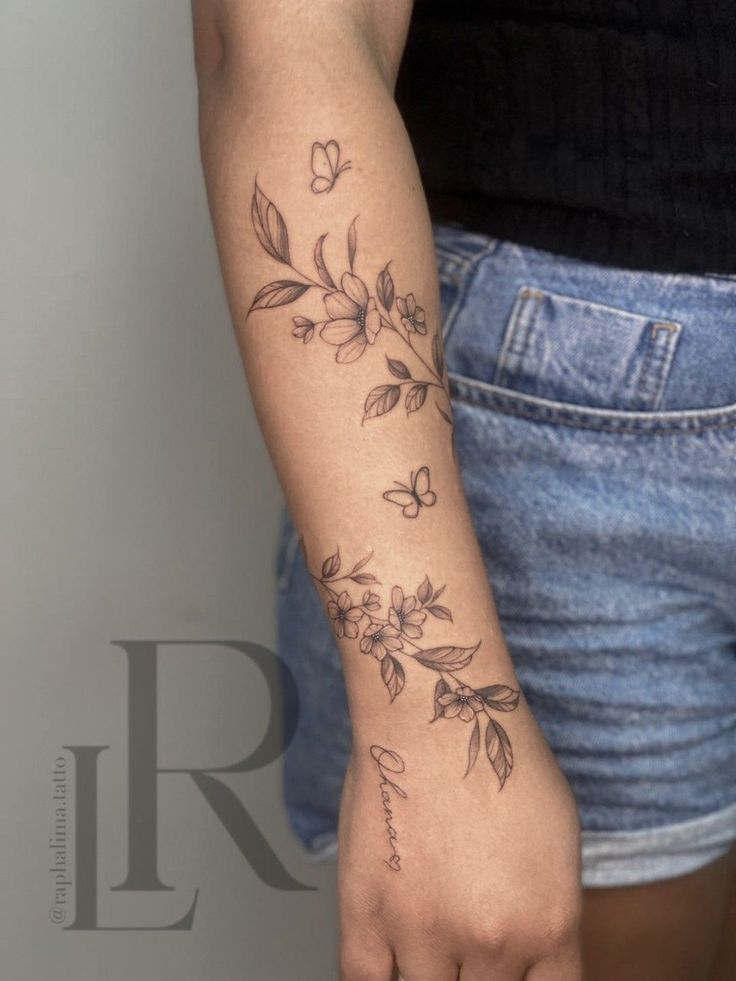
[395,1,736,273]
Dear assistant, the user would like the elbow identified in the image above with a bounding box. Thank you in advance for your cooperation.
[191,0,226,87]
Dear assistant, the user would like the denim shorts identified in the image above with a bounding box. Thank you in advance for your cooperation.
[275,223,736,888]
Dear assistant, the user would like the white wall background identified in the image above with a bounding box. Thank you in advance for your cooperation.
[2,2,339,977]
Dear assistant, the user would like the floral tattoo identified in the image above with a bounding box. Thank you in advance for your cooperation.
[311,546,520,789]
[247,181,454,433]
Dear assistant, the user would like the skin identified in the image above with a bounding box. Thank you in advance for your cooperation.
[582,846,736,981]
[712,850,736,981]
[387,849,736,980]
[191,2,734,978]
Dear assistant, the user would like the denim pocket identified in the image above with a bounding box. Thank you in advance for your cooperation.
[494,287,682,412]
[436,231,736,433]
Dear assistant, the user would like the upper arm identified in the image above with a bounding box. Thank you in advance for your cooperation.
[191,0,414,91]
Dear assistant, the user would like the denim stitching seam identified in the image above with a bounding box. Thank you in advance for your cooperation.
[449,374,736,435]
[493,287,544,388]
[632,321,682,411]
[439,240,499,346]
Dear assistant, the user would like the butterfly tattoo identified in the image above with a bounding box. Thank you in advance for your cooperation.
[310,140,351,194]
[382,466,437,519]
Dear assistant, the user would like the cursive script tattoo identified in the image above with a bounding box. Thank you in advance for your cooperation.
[312,548,520,789]
[310,140,351,193]
[370,745,407,871]
[247,177,454,439]
[383,465,437,518]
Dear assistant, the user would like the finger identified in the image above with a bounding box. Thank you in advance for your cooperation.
[396,964,459,981]
[340,934,396,981]
[458,946,521,981]
[459,958,517,981]
[394,943,460,981]
[523,948,583,981]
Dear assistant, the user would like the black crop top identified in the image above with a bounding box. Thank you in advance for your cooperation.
[395,0,736,273]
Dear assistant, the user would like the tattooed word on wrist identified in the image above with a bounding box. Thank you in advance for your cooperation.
[313,549,520,789]
[382,466,436,518]
[310,140,351,193]
[370,745,407,872]
[247,178,454,440]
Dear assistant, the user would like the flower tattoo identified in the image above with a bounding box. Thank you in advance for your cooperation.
[291,316,315,343]
[397,293,426,334]
[388,586,426,639]
[247,178,454,437]
[436,685,485,722]
[360,621,403,659]
[327,591,363,639]
[310,546,520,789]
[320,272,382,363]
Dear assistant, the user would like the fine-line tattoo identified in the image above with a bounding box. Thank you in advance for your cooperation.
[370,745,407,871]
[382,465,437,518]
[247,177,454,438]
[310,140,351,193]
[310,547,520,789]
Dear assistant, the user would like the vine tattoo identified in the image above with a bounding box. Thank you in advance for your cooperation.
[370,745,407,871]
[311,547,520,789]
[247,180,454,433]
[253,147,513,790]
[383,465,436,518]
[310,140,351,193]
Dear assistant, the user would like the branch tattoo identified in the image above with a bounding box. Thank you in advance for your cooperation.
[311,546,520,790]
[248,173,454,433]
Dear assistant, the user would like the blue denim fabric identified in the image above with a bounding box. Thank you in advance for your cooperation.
[275,224,736,884]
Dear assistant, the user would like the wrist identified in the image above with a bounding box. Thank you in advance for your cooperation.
[348,675,529,793]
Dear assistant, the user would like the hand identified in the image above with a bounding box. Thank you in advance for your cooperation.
[337,706,582,980]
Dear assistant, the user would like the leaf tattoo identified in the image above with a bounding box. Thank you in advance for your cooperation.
[321,548,341,579]
[364,384,401,420]
[414,644,479,671]
[347,216,358,272]
[485,718,514,788]
[250,280,311,312]
[313,234,336,289]
[312,550,520,789]
[476,684,521,712]
[466,716,481,778]
[405,383,428,415]
[376,263,395,311]
[432,333,445,377]
[386,357,411,380]
[251,181,290,264]
[380,655,405,702]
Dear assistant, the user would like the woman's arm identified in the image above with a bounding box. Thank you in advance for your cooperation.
[193,2,582,977]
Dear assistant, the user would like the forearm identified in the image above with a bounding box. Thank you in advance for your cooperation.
[195,1,519,779]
